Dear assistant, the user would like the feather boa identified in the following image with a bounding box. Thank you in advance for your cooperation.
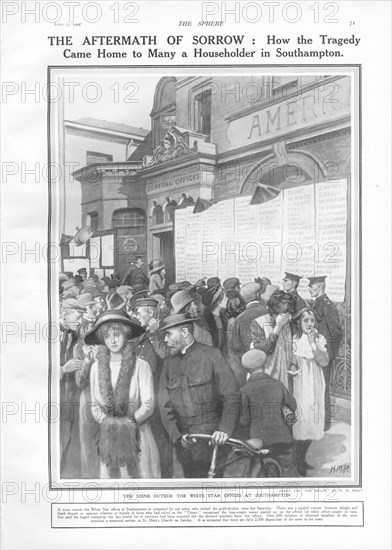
[95,342,140,478]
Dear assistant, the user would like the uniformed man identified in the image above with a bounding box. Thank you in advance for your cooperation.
[308,276,343,430]
[159,313,240,478]
[134,298,172,478]
[282,272,307,313]
[121,256,149,289]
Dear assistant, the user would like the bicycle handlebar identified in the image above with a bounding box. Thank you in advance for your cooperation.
[182,433,270,457]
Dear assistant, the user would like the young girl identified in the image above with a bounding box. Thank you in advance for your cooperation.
[85,310,161,479]
[290,307,329,474]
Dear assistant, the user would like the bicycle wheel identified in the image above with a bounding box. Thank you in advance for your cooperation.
[251,458,283,478]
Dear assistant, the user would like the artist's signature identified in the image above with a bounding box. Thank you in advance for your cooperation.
[329,464,350,474]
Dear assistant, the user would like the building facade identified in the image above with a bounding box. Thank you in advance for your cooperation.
[73,74,352,405]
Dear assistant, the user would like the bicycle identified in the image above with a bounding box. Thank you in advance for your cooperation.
[182,434,283,478]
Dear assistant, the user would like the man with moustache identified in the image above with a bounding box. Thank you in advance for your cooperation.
[158,313,240,478]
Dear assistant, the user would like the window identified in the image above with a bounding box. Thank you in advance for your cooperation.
[86,151,113,165]
[163,197,177,223]
[112,208,145,228]
[151,202,164,225]
[194,91,211,137]
[87,212,99,230]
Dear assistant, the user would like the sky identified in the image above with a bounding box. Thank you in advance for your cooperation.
[63,73,163,131]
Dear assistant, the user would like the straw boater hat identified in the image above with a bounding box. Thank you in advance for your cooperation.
[84,310,145,345]
[159,312,198,331]
[150,259,165,274]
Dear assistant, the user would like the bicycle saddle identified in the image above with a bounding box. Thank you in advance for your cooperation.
[245,438,264,451]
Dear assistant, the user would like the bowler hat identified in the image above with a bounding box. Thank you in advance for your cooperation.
[85,310,145,345]
[242,349,267,370]
[159,312,198,331]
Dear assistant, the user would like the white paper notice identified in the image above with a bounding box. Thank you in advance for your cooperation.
[217,199,236,281]
[257,193,283,286]
[315,179,348,302]
[89,236,101,269]
[234,196,260,283]
[101,234,114,267]
[185,207,202,282]
[174,208,188,282]
[282,185,317,298]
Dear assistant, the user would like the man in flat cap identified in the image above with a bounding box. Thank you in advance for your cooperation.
[308,276,343,429]
[122,256,149,289]
[282,272,307,314]
[231,282,267,357]
[159,313,240,478]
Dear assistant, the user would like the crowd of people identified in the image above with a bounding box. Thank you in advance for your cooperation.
[59,256,343,480]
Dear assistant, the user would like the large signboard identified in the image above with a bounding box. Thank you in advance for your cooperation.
[175,179,347,301]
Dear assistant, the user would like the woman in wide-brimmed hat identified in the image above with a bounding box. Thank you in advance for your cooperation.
[149,259,166,293]
[85,310,161,479]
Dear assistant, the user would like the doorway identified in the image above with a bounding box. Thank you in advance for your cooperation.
[156,231,175,286]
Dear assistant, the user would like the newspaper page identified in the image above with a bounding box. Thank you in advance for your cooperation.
[1,1,391,549]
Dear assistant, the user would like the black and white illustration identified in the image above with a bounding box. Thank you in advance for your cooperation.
[50,67,359,486]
